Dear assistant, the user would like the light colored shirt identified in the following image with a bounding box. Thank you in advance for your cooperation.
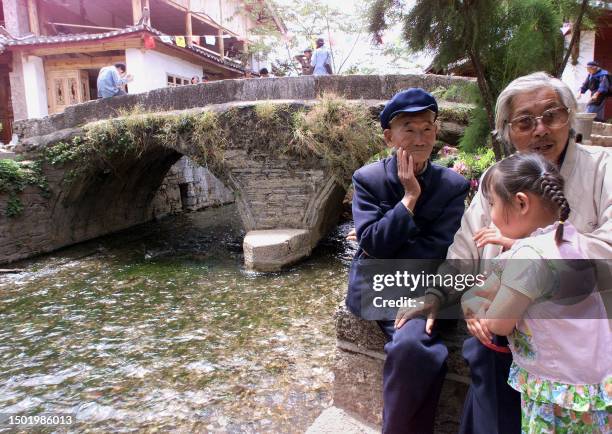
[310,47,331,76]
[97,66,128,98]
[497,222,611,388]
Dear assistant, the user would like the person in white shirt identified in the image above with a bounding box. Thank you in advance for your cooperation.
[310,38,332,76]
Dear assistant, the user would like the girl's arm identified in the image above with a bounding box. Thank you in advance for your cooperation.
[484,284,532,336]
[461,272,500,317]
[485,245,554,335]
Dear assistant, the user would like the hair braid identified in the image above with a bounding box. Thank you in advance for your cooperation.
[481,153,572,247]
[539,172,571,244]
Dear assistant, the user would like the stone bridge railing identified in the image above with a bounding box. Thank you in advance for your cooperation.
[13,74,475,141]
[1,74,475,268]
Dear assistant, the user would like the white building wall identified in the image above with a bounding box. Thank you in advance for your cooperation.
[125,49,203,94]
[561,30,596,112]
[22,56,48,119]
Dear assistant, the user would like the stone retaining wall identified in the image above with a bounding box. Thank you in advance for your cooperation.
[150,156,235,218]
[333,305,470,433]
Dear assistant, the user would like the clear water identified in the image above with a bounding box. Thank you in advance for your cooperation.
[0,205,355,433]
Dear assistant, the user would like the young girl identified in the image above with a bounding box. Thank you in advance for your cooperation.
[461,153,611,433]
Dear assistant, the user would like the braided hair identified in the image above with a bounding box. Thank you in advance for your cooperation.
[481,153,571,245]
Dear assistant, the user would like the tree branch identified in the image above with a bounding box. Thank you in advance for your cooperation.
[337,31,362,74]
[556,0,589,78]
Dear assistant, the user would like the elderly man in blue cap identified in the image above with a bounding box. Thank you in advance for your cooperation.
[347,88,469,433]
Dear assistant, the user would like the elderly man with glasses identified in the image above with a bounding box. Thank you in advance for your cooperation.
[396,72,611,434]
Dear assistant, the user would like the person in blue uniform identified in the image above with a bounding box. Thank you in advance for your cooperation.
[346,88,469,434]
[578,60,610,122]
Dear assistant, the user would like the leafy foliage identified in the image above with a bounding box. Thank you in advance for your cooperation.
[459,106,491,152]
[434,146,496,201]
[0,159,49,217]
[248,0,369,75]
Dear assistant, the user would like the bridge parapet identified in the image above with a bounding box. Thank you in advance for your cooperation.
[13,74,475,141]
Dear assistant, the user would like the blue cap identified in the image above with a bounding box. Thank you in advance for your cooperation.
[587,60,600,67]
[380,88,438,129]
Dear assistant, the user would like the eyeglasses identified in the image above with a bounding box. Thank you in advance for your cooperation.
[508,107,570,134]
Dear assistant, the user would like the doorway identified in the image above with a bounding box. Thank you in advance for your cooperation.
[0,64,13,144]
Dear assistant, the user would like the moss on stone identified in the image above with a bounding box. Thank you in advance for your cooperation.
[40,96,386,188]
[0,159,49,217]
[437,104,474,125]
[44,110,229,182]
[291,94,385,185]
[430,82,478,104]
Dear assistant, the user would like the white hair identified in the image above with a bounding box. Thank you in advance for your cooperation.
[495,72,577,144]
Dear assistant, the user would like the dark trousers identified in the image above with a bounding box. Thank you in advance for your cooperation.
[458,336,521,434]
[378,318,448,434]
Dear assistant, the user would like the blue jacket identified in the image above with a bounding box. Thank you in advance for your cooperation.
[581,68,610,95]
[346,154,469,317]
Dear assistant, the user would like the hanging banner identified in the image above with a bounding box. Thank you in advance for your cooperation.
[204,35,216,45]
[160,35,173,44]
[175,36,186,47]
[143,34,156,49]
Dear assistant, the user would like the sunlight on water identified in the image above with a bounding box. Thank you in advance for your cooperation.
[0,205,355,433]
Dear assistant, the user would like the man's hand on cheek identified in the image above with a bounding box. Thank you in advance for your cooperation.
[396,148,421,213]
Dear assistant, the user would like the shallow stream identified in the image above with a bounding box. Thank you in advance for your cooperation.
[0,205,354,433]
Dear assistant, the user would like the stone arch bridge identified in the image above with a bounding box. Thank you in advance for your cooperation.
[1,74,474,270]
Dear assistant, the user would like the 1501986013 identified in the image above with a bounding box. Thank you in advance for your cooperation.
[0,413,75,427]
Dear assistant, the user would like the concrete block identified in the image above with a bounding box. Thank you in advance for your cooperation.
[334,304,388,352]
[332,345,467,433]
[243,229,312,272]
[334,304,470,377]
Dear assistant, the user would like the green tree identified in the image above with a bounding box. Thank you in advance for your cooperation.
[237,0,368,76]
[368,0,595,159]
[277,0,365,74]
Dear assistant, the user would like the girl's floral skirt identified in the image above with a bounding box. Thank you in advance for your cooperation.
[520,395,611,434]
[509,363,612,433]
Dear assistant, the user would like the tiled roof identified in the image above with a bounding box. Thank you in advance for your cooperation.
[5,24,149,47]
[5,24,244,72]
